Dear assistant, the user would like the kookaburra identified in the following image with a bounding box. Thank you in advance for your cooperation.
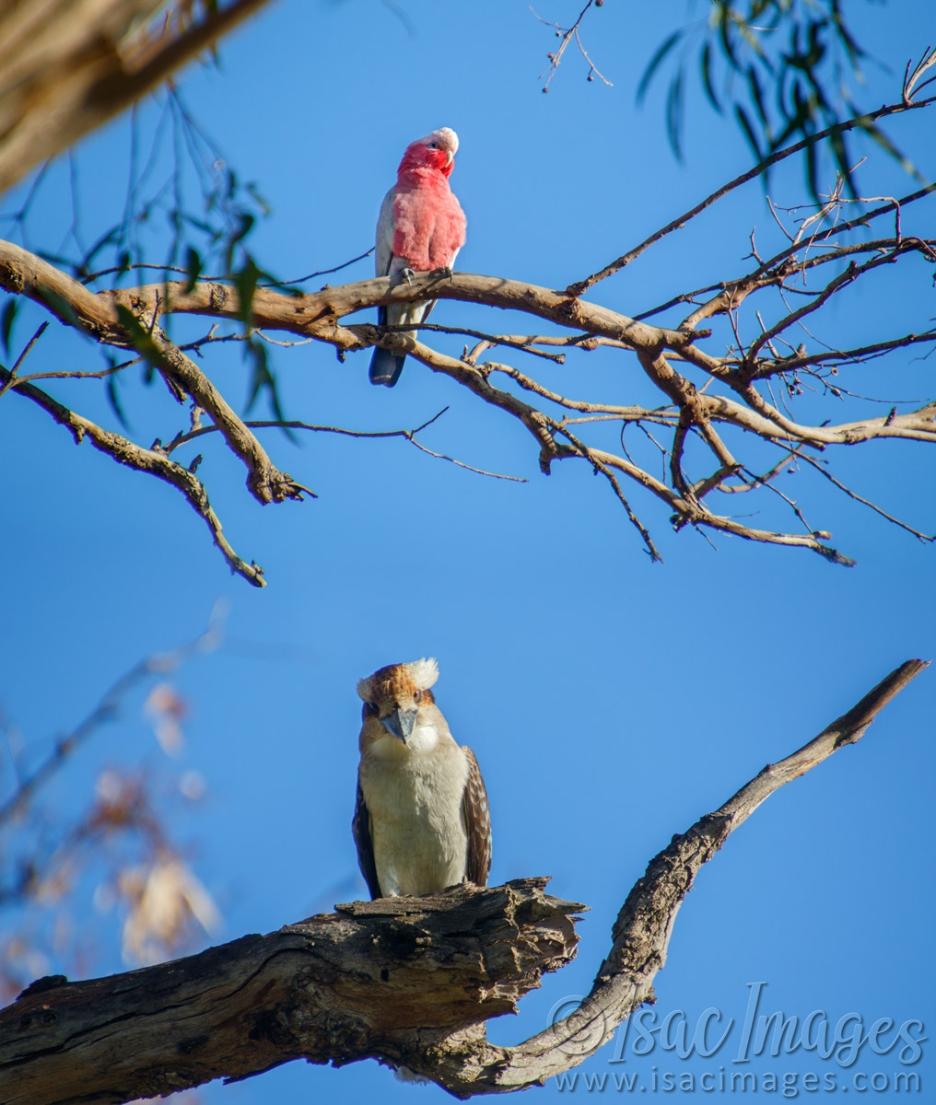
[353,658,491,898]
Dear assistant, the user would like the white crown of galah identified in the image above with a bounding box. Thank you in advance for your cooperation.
[421,127,458,155]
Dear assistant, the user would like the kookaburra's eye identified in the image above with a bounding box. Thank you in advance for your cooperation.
[363,702,378,718]
[413,690,424,704]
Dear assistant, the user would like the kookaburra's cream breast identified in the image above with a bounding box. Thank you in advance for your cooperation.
[352,658,492,899]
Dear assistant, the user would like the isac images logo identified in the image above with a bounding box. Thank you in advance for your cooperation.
[549,982,925,1098]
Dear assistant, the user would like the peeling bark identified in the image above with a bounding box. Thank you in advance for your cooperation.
[0,879,582,1105]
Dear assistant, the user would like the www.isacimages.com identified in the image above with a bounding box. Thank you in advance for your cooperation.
[554,1068,922,1096]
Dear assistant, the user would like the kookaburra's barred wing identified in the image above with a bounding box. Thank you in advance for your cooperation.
[461,746,492,887]
[352,781,381,900]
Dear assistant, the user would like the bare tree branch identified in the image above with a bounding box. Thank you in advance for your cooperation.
[2,85,934,578]
[165,409,528,483]
[3,223,934,570]
[565,93,936,296]
[533,0,612,93]
[0,360,269,587]
[0,878,584,1105]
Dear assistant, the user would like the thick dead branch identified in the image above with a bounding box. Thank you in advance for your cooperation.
[0,879,583,1105]
[0,661,925,1102]
[0,0,272,195]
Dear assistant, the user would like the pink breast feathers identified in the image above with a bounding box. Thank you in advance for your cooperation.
[392,183,466,272]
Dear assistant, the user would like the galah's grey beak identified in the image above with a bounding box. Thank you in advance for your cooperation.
[383,707,418,743]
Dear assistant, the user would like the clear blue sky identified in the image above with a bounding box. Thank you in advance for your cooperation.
[1,2,934,1102]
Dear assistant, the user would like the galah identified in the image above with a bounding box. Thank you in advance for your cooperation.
[369,127,467,387]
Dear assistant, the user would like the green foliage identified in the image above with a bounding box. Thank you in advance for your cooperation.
[5,88,278,422]
[183,246,202,293]
[115,304,164,373]
[4,89,273,298]
[0,298,17,357]
[105,361,132,432]
[640,0,918,200]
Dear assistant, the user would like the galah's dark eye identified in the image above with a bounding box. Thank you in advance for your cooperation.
[428,142,439,149]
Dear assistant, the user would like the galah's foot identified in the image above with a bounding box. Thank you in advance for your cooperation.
[400,266,416,285]
[429,266,453,279]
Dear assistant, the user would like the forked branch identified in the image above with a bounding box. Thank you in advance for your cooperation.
[1,92,933,579]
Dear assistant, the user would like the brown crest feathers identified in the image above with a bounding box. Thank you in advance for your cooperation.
[357,657,439,703]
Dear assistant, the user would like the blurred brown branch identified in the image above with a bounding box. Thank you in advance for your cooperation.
[0,616,222,829]
[0,614,226,997]
[0,0,273,195]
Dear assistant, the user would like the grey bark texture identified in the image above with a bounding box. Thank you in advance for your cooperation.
[0,879,582,1104]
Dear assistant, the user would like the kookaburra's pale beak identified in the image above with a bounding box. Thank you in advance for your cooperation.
[383,707,418,743]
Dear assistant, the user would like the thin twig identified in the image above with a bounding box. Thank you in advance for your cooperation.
[0,323,49,399]
[787,445,935,542]
[165,409,526,483]
[566,93,936,295]
[533,0,609,93]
